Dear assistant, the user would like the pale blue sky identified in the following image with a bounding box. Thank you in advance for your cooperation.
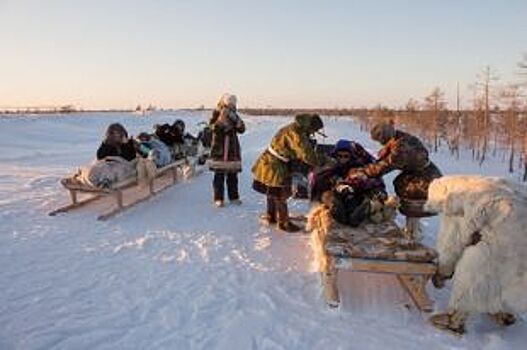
[0,0,525,109]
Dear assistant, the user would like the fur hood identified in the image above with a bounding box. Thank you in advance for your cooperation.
[294,114,323,134]
[218,93,237,109]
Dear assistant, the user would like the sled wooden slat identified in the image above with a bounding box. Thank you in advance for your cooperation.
[48,193,104,216]
[397,274,434,312]
[97,173,177,221]
[334,257,436,275]
[50,159,188,220]
[313,220,437,312]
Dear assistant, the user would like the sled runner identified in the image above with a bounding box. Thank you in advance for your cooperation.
[310,216,437,312]
[49,158,193,221]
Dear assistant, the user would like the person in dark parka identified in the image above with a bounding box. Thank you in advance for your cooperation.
[209,93,245,207]
[96,123,136,161]
[154,122,184,147]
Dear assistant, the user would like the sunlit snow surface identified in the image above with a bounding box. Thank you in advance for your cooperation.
[0,112,525,350]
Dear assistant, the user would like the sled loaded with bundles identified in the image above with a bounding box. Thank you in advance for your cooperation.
[49,122,210,220]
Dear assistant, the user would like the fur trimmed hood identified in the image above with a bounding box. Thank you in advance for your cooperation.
[295,113,323,134]
[218,93,237,109]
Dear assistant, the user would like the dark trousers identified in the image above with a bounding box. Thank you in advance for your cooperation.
[213,172,239,201]
[266,194,289,224]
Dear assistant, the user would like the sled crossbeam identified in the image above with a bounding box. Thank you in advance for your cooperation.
[96,175,179,220]
[48,193,103,216]
[323,256,435,312]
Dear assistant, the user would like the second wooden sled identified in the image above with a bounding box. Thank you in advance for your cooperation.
[309,213,438,312]
[49,158,190,221]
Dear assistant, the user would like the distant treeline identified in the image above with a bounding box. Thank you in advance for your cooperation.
[240,108,366,116]
[353,109,527,181]
[0,106,131,114]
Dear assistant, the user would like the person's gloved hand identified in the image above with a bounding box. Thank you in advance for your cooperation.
[335,183,353,194]
[371,189,388,202]
[215,109,232,129]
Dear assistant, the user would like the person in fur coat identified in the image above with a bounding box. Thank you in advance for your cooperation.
[424,175,527,335]
[209,93,245,207]
[355,122,442,200]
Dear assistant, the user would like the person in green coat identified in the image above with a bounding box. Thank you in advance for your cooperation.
[252,114,327,232]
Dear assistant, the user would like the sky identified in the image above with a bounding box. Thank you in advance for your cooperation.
[0,0,526,109]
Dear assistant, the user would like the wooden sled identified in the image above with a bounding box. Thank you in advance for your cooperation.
[310,213,438,312]
[49,158,191,221]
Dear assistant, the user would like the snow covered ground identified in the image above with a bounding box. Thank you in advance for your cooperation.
[0,112,525,350]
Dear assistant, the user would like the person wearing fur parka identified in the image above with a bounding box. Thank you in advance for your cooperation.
[424,175,527,335]
[355,122,442,200]
[208,93,245,207]
[252,114,327,232]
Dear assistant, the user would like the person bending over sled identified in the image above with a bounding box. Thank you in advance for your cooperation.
[354,121,442,202]
[209,93,245,207]
[252,114,328,233]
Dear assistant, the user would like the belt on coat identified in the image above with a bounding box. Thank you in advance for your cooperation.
[267,146,290,163]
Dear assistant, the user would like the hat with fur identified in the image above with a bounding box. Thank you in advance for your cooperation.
[370,122,395,144]
[218,93,237,108]
[309,114,324,133]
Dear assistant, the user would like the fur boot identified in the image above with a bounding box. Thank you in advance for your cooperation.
[429,310,467,335]
[276,199,301,232]
[489,312,517,327]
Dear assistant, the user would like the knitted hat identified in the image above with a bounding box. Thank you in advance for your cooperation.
[332,139,353,155]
